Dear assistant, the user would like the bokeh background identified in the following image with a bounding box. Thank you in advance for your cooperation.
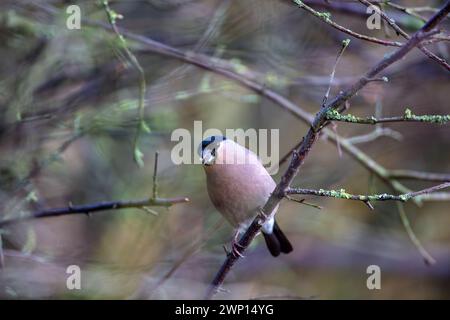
[0,0,449,299]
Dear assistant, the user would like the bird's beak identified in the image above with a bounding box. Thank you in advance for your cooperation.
[201,149,215,166]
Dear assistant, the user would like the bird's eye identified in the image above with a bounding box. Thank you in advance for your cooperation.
[211,148,216,156]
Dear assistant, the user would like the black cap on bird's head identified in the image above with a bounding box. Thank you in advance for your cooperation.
[198,135,227,166]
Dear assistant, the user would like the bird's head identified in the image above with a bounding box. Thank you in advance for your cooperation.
[198,135,227,166]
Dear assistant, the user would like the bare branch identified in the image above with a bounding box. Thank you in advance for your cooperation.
[346,127,403,144]
[417,193,450,201]
[386,2,437,22]
[0,196,189,229]
[387,170,450,183]
[397,202,436,265]
[323,39,351,106]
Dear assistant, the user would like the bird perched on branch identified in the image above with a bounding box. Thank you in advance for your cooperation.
[199,135,293,257]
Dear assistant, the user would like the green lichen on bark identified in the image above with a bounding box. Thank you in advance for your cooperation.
[403,108,450,124]
[399,194,411,201]
[326,108,450,125]
[315,188,410,202]
[317,11,332,22]
[293,0,331,22]
[317,188,353,200]
[342,39,351,47]
[325,110,377,124]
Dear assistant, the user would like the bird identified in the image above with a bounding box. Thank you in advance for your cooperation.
[199,135,293,257]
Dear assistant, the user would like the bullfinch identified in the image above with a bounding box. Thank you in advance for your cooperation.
[199,135,293,257]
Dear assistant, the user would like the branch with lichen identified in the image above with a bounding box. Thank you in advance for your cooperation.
[292,0,403,47]
[326,108,450,125]
[286,182,450,206]
[294,0,449,70]
[302,0,429,29]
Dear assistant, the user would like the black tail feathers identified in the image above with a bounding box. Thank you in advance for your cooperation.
[262,221,293,257]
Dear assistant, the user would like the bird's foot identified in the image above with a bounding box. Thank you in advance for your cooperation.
[231,242,245,258]
[223,244,244,258]
[226,237,245,258]
[225,230,245,258]
[257,207,269,221]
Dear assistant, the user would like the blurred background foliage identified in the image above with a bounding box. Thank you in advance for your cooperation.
[0,0,449,299]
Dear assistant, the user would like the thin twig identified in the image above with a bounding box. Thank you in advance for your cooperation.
[387,170,450,183]
[292,0,404,47]
[345,101,404,144]
[417,192,450,201]
[286,196,323,210]
[152,151,159,199]
[386,2,434,22]
[301,0,438,30]
[358,0,450,71]
[323,39,351,106]
[346,127,403,144]
[102,0,148,167]
[396,202,436,265]
[0,196,189,228]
